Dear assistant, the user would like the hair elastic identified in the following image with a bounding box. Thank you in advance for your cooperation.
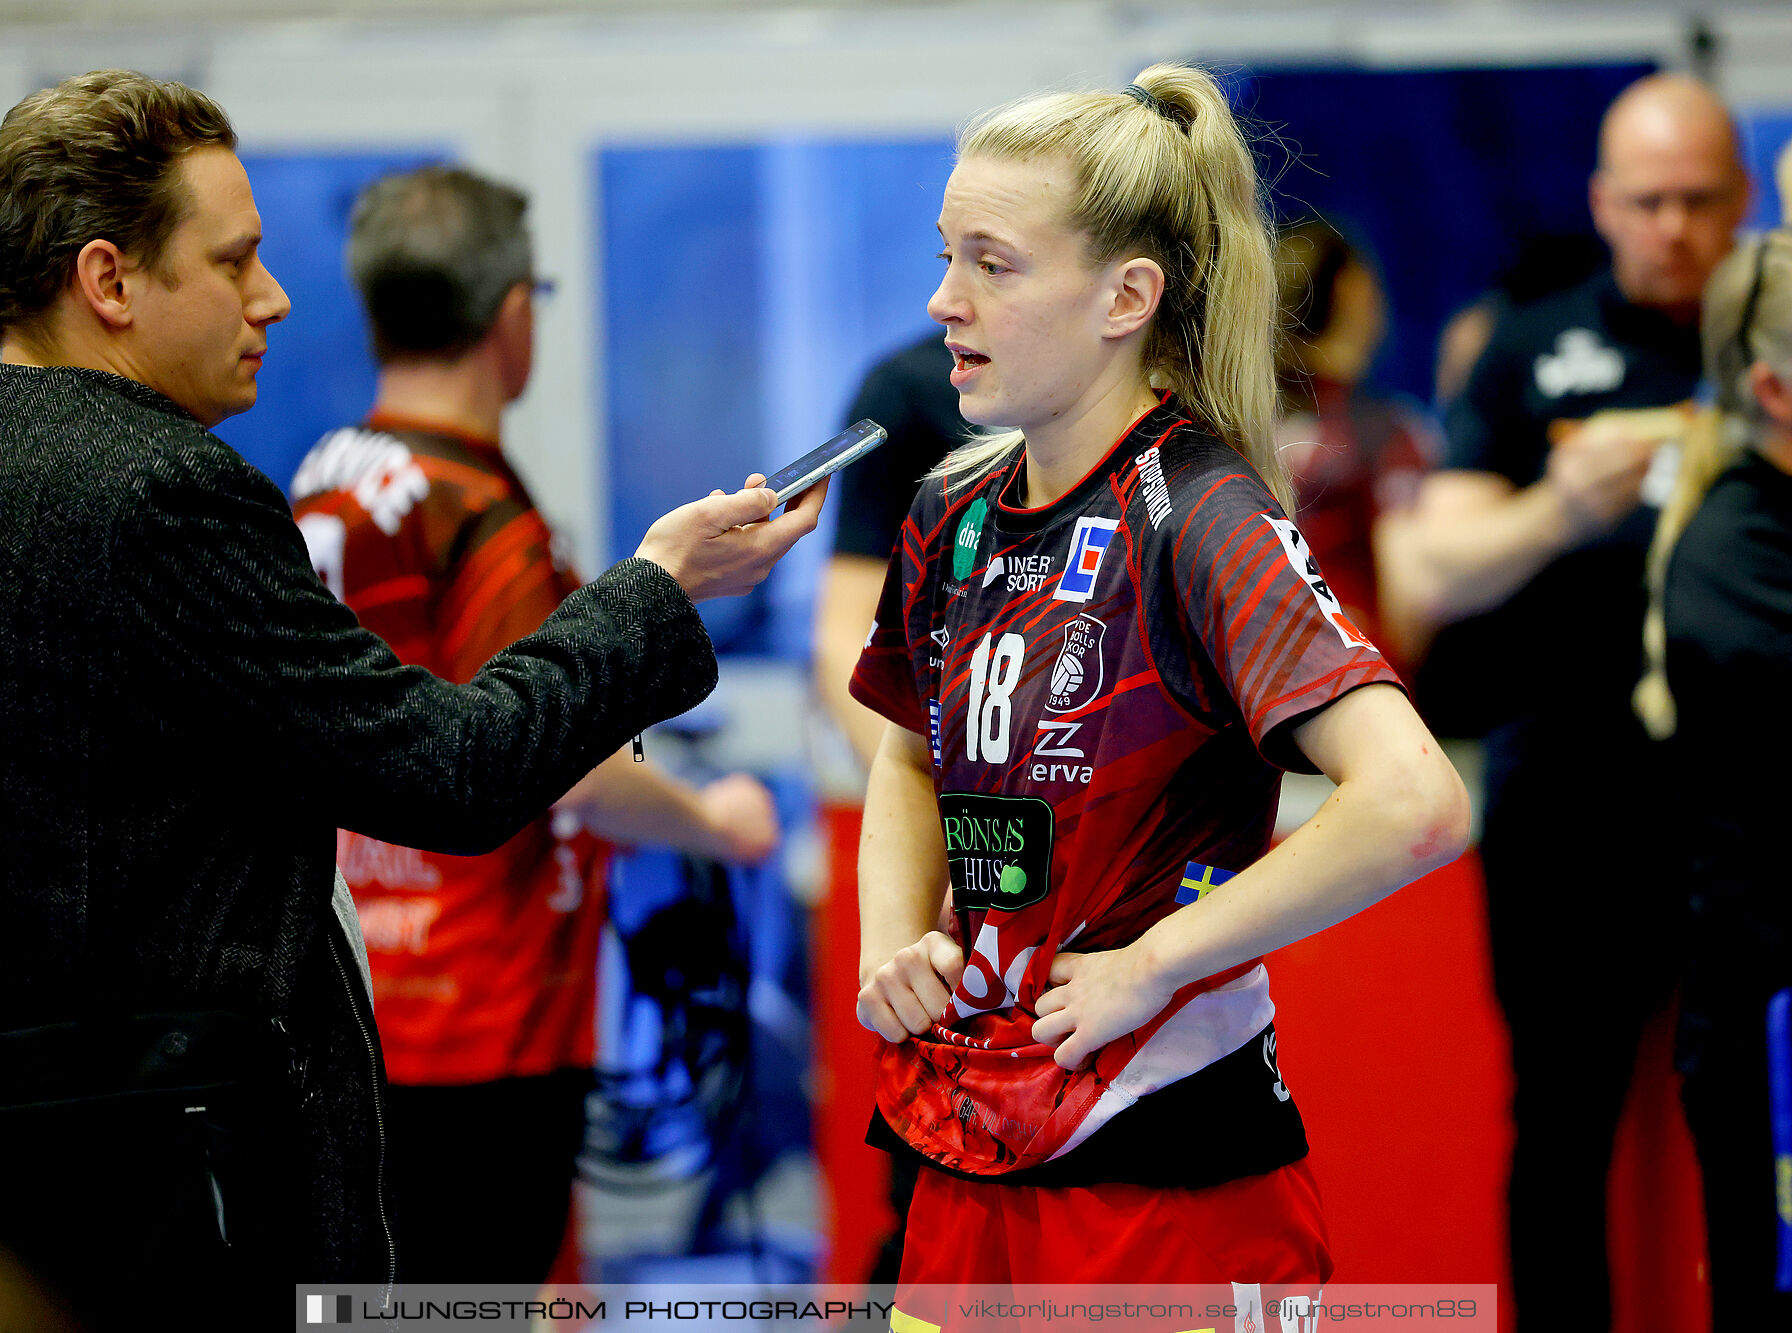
[1123,83,1188,129]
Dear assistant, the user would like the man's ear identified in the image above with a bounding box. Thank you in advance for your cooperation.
[1103,256,1165,341]
[1749,358,1792,431]
[489,281,534,396]
[71,240,136,330]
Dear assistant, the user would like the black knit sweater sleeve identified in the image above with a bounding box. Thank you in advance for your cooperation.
[110,430,717,855]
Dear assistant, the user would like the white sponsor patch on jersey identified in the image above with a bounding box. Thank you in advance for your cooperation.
[292,428,430,535]
[1135,445,1173,529]
[1533,328,1624,398]
[297,511,347,598]
[1033,717,1085,758]
[1003,552,1056,592]
[1261,515,1378,653]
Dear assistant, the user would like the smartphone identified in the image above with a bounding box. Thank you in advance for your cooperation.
[763,419,888,504]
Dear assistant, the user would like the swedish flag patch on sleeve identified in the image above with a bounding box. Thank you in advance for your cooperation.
[1175,860,1237,905]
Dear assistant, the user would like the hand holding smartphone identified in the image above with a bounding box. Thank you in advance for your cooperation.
[763,419,887,504]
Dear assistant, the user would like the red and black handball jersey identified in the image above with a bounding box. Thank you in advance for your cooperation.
[850,393,1401,1184]
[291,411,607,1086]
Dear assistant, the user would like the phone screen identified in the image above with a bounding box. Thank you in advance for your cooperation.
[764,420,887,503]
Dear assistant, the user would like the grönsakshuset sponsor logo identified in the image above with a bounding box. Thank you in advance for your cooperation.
[937,792,1053,912]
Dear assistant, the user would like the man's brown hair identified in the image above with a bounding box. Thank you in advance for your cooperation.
[0,69,237,334]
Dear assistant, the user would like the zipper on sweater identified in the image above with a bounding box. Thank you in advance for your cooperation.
[326,927,396,1309]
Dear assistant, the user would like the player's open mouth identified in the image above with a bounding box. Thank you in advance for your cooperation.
[948,345,989,388]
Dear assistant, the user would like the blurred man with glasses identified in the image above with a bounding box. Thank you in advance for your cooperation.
[292,164,782,1285]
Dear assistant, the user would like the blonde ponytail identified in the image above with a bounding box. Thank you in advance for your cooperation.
[1633,406,1740,738]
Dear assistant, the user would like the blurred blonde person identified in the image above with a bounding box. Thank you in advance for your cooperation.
[1635,231,1792,1331]
[1389,75,1747,1331]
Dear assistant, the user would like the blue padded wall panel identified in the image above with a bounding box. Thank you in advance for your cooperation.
[1742,110,1792,229]
[600,145,765,651]
[598,137,954,656]
[1235,63,1653,405]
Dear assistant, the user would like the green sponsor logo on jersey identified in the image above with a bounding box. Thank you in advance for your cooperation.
[952,498,987,582]
[938,792,1054,912]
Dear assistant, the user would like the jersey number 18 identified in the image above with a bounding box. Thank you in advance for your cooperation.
[966,631,1025,763]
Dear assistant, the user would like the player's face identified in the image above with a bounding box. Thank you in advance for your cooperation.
[927,155,1123,433]
[1591,123,1745,311]
[125,147,290,427]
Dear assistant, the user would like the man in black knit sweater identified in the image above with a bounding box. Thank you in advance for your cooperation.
[0,71,820,1323]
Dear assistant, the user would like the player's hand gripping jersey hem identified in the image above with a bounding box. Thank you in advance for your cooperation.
[851,395,1399,1180]
[867,1018,1310,1190]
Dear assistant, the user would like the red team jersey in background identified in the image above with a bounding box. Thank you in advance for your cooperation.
[1277,376,1435,676]
[851,395,1400,1183]
[291,412,606,1085]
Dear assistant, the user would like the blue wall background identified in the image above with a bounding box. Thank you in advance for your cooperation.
[598,137,955,652]
[1236,63,1655,402]
[1743,108,1792,228]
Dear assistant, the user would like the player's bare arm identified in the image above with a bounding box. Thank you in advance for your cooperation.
[856,721,961,1042]
[557,754,780,865]
[814,553,896,770]
[1400,418,1657,627]
[1032,682,1469,1070]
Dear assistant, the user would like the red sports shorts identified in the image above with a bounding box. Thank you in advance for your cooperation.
[892,1159,1333,1330]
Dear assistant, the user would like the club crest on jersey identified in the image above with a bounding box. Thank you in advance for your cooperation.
[1045,614,1106,714]
[1052,516,1119,603]
[953,498,988,582]
[1260,515,1378,653]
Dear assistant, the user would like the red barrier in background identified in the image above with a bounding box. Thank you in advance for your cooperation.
[813,819,1711,1331]
[814,804,897,1287]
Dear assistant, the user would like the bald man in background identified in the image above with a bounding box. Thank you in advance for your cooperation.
[1393,74,1747,1330]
